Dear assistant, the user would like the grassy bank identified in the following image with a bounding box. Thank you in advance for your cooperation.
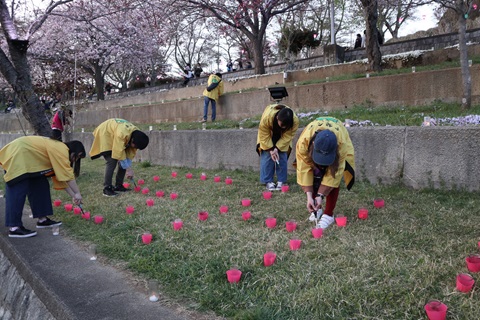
[44,159,480,319]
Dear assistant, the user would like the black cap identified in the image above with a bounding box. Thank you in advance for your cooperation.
[131,130,149,150]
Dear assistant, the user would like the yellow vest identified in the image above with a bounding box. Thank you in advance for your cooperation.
[202,74,224,101]
[89,119,138,160]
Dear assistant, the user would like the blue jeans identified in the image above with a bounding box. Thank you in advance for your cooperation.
[203,96,216,121]
[259,150,288,184]
[5,176,53,227]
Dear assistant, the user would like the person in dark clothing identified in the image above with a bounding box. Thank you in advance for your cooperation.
[354,34,362,49]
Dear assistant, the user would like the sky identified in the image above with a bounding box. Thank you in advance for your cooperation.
[397,4,439,37]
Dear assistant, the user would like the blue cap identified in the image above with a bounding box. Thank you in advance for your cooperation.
[313,130,337,166]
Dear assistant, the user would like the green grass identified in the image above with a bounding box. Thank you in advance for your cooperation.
[35,160,480,319]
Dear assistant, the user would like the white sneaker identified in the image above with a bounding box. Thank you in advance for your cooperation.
[275,182,283,191]
[266,182,276,191]
[316,214,335,229]
[308,212,316,222]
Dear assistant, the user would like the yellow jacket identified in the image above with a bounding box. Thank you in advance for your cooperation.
[256,104,299,155]
[89,119,139,160]
[0,136,75,189]
[202,74,224,101]
[295,117,355,189]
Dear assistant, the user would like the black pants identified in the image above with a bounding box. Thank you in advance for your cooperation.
[103,152,126,188]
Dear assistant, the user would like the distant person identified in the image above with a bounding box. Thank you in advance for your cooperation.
[0,136,85,238]
[257,104,299,191]
[361,30,366,47]
[295,117,355,229]
[4,100,15,113]
[246,61,253,69]
[51,108,73,141]
[105,82,113,94]
[194,63,203,78]
[182,64,194,86]
[238,59,243,69]
[201,72,223,123]
[354,34,362,49]
[89,119,150,197]
[226,60,233,72]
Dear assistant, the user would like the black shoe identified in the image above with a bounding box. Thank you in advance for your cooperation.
[9,226,37,238]
[114,185,131,192]
[36,218,62,229]
[103,186,118,197]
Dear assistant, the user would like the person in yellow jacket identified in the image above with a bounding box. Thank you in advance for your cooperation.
[201,72,223,122]
[295,117,355,229]
[256,104,299,191]
[89,119,149,197]
[0,136,85,238]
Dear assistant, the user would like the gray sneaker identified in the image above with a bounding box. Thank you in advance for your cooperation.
[266,182,276,191]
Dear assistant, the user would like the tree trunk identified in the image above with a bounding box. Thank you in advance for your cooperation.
[94,63,105,101]
[458,14,471,109]
[8,40,51,136]
[363,0,382,72]
[252,37,265,75]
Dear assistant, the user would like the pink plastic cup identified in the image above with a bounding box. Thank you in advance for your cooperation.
[219,205,229,214]
[373,198,385,208]
[53,199,62,207]
[358,208,368,220]
[466,254,480,272]
[123,182,130,189]
[173,219,183,230]
[225,177,233,185]
[265,217,277,228]
[185,173,193,179]
[155,190,165,198]
[242,211,251,221]
[241,199,251,207]
[200,173,207,181]
[281,185,290,193]
[142,187,150,195]
[153,175,160,182]
[285,221,297,232]
[170,193,178,200]
[171,171,177,178]
[73,207,82,215]
[311,228,323,238]
[64,203,73,212]
[94,215,104,224]
[146,198,154,207]
[138,179,145,185]
[126,206,135,214]
[82,211,91,220]
[456,273,475,292]
[142,233,152,244]
[335,215,347,227]
[424,300,447,320]
[289,239,302,250]
[134,186,141,192]
[226,269,242,283]
[263,252,276,267]
[214,175,221,183]
[198,211,209,221]
[263,191,272,200]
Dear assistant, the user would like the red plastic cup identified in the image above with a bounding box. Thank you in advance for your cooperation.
[335,215,347,227]
[138,179,145,185]
[311,228,323,238]
[171,171,177,178]
[265,217,277,228]
[424,300,447,320]
[242,211,251,221]
[214,175,221,183]
[142,187,150,195]
[225,177,233,185]
[53,199,62,207]
[123,182,130,189]
[134,186,141,192]
[153,175,160,182]
[185,173,193,179]
[142,233,152,244]
[263,191,272,200]
[263,252,276,267]
[466,254,480,272]
[226,269,242,283]
[94,215,104,224]
[81,211,91,220]
[358,208,368,220]
[241,198,251,207]
[289,239,302,250]
[478,241,480,250]
[64,203,73,212]
[219,205,229,214]
[146,198,154,207]
[155,190,165,198]
[285,221,297,232]
[173,219,183,230]
[126,206,135,214]
[170,192,178,200]
[200,173,207,181]
[73,207,82,215]
[198,211,209,221]
[373,198,385,208]
[281,185,290,193]
[456,273,475,292]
